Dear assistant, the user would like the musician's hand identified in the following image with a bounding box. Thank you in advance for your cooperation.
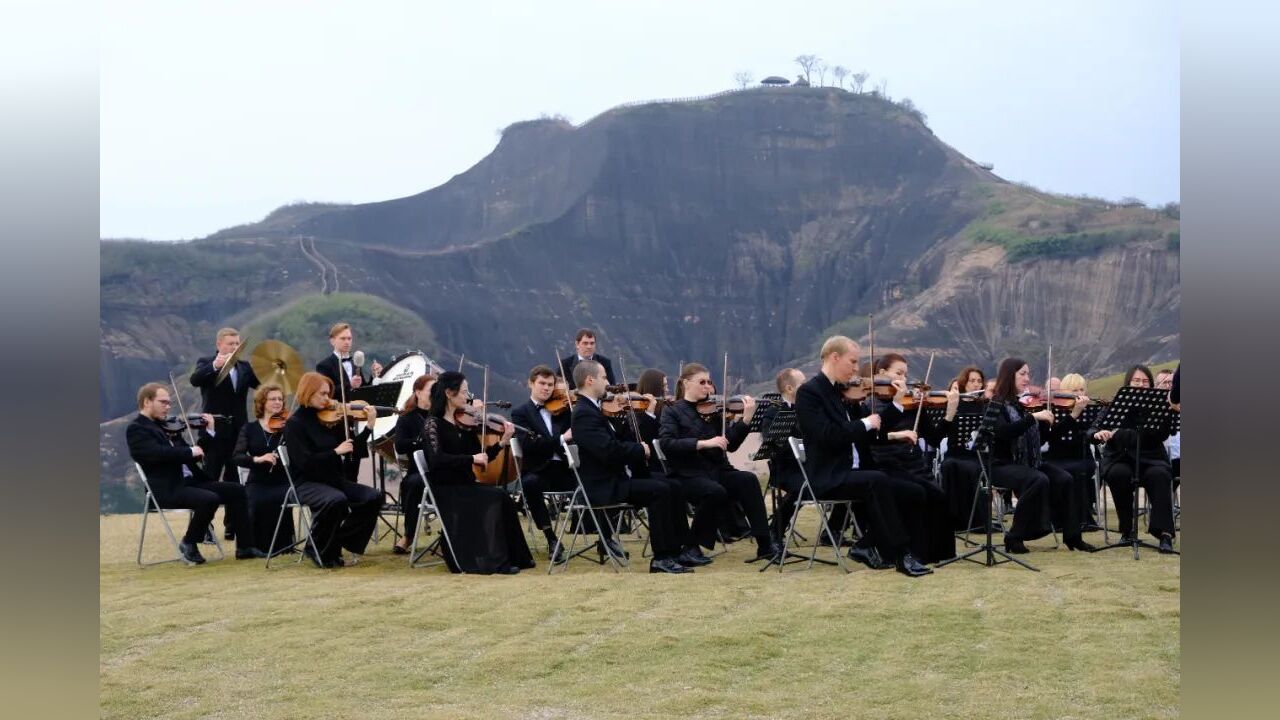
[212,353,230,370]
[201,413,215,428]
[371,360,383,377]
[1033,409,1055,424]
[561,428,573,443]
[889,430,918,445]
[335,439,355,455]
[1071,395,1090,418]
[189,446,205,459]
[1093,430,1114,443]
[741,395,757,422]
[472,453,489,467]
[1170,402,1180,413]
[642,442,651,460]
[864,413,881,431]
[470,398,484,410]
[502,421,515,442]
[891,377,907,399]
[351,374,363,388]
[698,436,729,451]
[256,453,277,466]
[945,389,960,418]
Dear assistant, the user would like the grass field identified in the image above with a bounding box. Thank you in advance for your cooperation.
[100,502,1180,720]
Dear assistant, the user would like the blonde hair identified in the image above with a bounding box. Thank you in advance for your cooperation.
[136,382,168,409]
[215,327,239,343]
[820,335,858,360]
[1059,373,1087,393]
[328,322,351,339]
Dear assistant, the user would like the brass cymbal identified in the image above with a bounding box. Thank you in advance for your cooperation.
[214,336,251,388]
[250,339,304,397]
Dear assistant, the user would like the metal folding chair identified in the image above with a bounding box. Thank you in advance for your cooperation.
[266,445,323,568]
[408,450,460,570]
[773,438,853,572]
[548,438,633,573]
[134,463,225,567]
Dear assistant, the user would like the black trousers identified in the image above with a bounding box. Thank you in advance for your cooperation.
[295,480,381,561]
[245,481,293,554]
[991,462,1085,542]
[157,479,254,549]
[521,462,577,530]
[816,469,923,561]
[941,456,983,531]
[882,468,955,563]
[620,477,687,559]
[1105,461,1176,539]
[202,419,244,485]
[678,469,770,550]
[1045,457,1097,527]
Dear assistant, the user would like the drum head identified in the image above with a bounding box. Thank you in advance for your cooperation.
[366,351,428,440]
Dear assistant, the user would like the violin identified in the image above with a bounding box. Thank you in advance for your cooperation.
[316,400,394,426]
[542,381,577,416]
[266,411,289,433]
[694,394,778,418]
[158,414,219,434]
[1019,389,1079,413]
[601,391,675,417]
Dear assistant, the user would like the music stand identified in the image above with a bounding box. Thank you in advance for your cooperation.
[348,382,406,542]
[937,400,1039,572]
[751,406,795,462]
[1093,386,1179,559]
[746,393,783,434]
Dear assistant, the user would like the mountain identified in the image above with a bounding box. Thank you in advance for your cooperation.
[100,86,1178,502]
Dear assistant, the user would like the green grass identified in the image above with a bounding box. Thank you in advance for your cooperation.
[1088,360,1180,401]
[969,225,1154,262]
[101,504,1179,720]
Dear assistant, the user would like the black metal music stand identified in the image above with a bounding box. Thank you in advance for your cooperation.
[746,393,784,435]
[1093,386,1179,560]
[348,382,405,542]
[937,401,1039,572]
[947,409,996,544]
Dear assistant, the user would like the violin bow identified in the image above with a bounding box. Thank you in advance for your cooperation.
[555,346,574,417]
[617,356,647,453]
[721,352,729,440]
[911,352,935,437]
[167,371,201,451]
[867,314,877,416]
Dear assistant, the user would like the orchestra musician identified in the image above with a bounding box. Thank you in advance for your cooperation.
[754,368,806,539]
[793,336,935,576]
[986,359,1096,554]
[127,382,265,564]
[509,365,578,563]
[570,359,697,573]
[659,363,783,564]
[190,327,260,539]
[936,366,988,531]
[422,371,535,574]
[231,384,295,555]
[1089,365,1177,553]
[315,322,382,483]
[560,328,616,390]
[1042,373,1102,533]
[282,372,383,568]
[390,373,438,555]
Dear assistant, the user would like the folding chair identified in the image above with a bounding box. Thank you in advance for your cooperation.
[507,436,542,539]
[773,438,852,572]
[135,463,225,567]
[652,438,726,557]
[549,438,633,573]
[266,445,323,568]
[237,466,249,485]
[408,450,461,570]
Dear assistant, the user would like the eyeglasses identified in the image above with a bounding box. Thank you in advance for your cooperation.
[696,379,712,385]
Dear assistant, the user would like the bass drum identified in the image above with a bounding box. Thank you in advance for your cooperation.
[366,350,432,441]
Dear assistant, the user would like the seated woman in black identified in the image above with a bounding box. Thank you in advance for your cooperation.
[1042,372,1101,533]
[935,366,989,531]
[1088,365,1177,553]
[422,371,534,574]
[987,358,1095,554]
[232,384,294,555]
[282,372,383,568]
[390,373,437,555]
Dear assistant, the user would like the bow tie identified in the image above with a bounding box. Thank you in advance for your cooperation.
[535,403,545,409]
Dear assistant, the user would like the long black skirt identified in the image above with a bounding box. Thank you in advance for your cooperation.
[434,483,535,574]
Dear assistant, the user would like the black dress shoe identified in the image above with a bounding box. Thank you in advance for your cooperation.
[1081,521,1104,533]
[1004,538,1029,554]
[224,529,236,541]
[598,538,629,560]
[392,544,410,555]
[235,548,269,560]
[675,547,713,567]
[1064,537,1096,552]
[496,564,521,575]
[178,542,206,565]
[848,545,893,570]
[747,541,784,563]
[649,557,692,574]
[895,553,932,577]
[1158,534,1175,554]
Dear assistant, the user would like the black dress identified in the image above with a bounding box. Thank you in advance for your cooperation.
[422,415,535,574]
[1043,405,1100,529]
[232,421,296,554]
[1087,404,1176,540]
[936,400,987,530]
[988,400,1086,543]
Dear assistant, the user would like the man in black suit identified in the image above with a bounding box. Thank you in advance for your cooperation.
[190,329,260,541]
[126,383,266,564]
[570,360,696,573]
[510,364,577,561]
[794,336,934,577]
[758,368,805,537]
[314,322,382,483]
[559,328,616,389]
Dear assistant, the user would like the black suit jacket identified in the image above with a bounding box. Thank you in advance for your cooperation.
[190,356,259,427]
[658,398,750,479]
[560,354,616,389]
[315,354,371,398]
[569,396,644,506]
[510,399,571,473]
[794,373,876,495]
[126,414,212,501]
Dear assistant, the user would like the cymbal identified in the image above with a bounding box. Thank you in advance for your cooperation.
[214,336,251,387]
[250,339,304,397]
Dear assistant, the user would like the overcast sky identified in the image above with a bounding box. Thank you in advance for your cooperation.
[101,0,1178,240]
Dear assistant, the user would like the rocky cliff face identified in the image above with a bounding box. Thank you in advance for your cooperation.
[100,87,1178,501]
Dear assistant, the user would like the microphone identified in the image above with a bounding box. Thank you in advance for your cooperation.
[352,350,365,369]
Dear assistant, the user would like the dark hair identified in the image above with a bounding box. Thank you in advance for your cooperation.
[636,368,666,398]
[1125,365,1155,387]
[874,353,908,374]
[573,359,602,388]
[992,358,1028,402]
[527,365,555,384]
[429,371,466,418]
[574,328,596,343]
[402,374,438,413]
[952,366,985,392]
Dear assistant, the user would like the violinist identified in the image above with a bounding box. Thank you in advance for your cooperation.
[126,382,263,564]
[509,365,577,562]
[390,373,438,555]
[658,362,783,563]
[936,366,988,530]
[864,354,955,564]
[1089,365,1177,553]
[986,359,1095,554]
[560,328,616,390]
[570,360,694,574]
[231,384,294,556]
[422,371,534,574]
[793,337,934,576]
[1042,373,1102,533]
[315,322,382,483]
[1155,369,1180,480]
[282,372,383,568]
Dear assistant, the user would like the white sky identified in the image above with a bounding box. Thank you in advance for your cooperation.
[101,0,1179,240]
